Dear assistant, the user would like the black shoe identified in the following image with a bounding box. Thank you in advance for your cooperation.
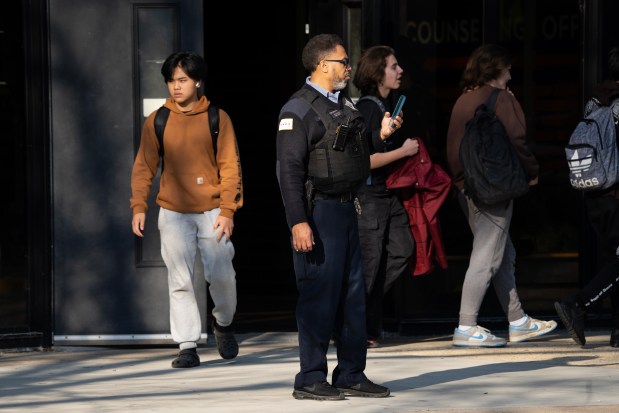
[337,379,390,398]
[171,348,200,368]
[610,329,619,348]
[212,320,239,360]
[292,381,344,401]
[554,300,586,346]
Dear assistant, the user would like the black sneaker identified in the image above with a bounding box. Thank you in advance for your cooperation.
[171,348,200,368]
[292,381,344,401]
[212,320,239,360]
[554,300,586,346]
[337,379,390,398]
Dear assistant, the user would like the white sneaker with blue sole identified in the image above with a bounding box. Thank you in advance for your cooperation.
[509,316,557,342]
[452,325,507,347]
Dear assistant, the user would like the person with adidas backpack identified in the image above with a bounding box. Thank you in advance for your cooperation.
[352,45,420,349]
[446,44,556,348]
[130,51,243,368]
[555,47,619,348]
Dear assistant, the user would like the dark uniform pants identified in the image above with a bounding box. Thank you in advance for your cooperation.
[292,199,368,388]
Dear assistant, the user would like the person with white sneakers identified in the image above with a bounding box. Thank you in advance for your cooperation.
[446,44,557,347]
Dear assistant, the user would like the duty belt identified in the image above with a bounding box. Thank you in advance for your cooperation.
[313,191,356,202]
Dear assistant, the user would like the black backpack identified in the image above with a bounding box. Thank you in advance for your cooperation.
[154,104,219,172]
[459,89,530,207]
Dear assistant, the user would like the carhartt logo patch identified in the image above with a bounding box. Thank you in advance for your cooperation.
[279,118,293,131]
[197,177,204,184]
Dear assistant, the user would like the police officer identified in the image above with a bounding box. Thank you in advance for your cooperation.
[275,34,402,401]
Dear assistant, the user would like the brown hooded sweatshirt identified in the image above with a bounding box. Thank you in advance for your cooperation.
[130,95,243,218]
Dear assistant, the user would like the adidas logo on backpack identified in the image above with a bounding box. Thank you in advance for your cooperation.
[565,98,619,191]
[567,150,599,188]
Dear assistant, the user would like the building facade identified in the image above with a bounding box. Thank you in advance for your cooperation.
[1,0,617,348]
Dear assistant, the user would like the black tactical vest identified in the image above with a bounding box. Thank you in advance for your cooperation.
[295,88,370,194]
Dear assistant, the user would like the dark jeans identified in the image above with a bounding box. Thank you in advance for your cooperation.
[576,195,619,326]
[357,191,414,340]
[291,199,367,388]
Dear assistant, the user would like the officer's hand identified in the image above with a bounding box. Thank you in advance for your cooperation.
[291,222,314,253]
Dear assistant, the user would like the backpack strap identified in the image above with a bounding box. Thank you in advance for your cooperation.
[357,95,387,114]
[153,104,220,172]
[208,104,220,158]
[584,97,619,124]
[485,88,501,112]
[154,106,171,171]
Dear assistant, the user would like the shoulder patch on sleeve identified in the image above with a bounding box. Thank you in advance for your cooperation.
[279,118,293,131]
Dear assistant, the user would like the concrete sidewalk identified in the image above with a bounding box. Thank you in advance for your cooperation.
[1,329,619,413]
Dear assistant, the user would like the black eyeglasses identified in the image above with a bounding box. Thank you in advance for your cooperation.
[324,58,350,67]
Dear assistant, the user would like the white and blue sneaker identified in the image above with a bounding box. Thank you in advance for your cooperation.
[453,326,506,347]
[509,316,557,343]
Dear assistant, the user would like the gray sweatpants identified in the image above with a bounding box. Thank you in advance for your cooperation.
[457,190,525,326]
[158,207,237,347]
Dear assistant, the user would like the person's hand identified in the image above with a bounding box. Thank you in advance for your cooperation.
[132,213,146,237]
[400,138,419,157]
[291,222,314,253]
[379,111,403,140]
[528,176,539,186]
[214,215,234,242]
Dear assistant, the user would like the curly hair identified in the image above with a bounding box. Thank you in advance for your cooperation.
[352,45,395,96]
[459,44,512,91]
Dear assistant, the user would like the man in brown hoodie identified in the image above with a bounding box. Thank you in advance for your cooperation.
[130,51,243,368]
